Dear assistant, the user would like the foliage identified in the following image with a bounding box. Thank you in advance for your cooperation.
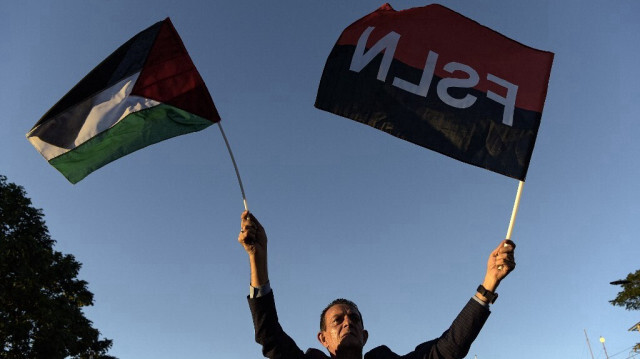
[610,269,640,311]
[0,175,116,358]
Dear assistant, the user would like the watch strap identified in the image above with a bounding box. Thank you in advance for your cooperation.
[476,284,498,304]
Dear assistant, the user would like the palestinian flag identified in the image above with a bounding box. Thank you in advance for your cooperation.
[27,18,220,184]
[315,4,553,181]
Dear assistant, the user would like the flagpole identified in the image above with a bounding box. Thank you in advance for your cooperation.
[505,180,524,240]
[498,180,524,270]
[217,122,248,211]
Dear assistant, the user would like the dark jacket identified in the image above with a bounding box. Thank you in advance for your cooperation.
[248,291,490,359]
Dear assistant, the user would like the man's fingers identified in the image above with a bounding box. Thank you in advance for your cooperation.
[495,250,515,259]
[239,211,266,253]
[246,213,264,231]
[501,239,516,250]
[495,240,515,258]
[238,230,257,249]
[495,254,515,266]
[496,260,516,272]
[494,239,515,272]
[241,212,256,232]
[495,253,515,266]
[239,211,256,245]
[242,212,264,231]
[238,228,252,241]
[238,226,256,243]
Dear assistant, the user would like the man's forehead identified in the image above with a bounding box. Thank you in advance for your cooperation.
[326,303,360,317]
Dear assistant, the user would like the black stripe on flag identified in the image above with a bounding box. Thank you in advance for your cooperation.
[315,45,541,180]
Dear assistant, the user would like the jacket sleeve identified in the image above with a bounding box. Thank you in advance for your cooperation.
[412,298,490,359]
[248,291,307,359]
[366,299,490,359]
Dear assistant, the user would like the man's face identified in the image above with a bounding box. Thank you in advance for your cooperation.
[317,303,368,356]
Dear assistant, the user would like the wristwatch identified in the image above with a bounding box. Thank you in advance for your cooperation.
[476,284,498,304]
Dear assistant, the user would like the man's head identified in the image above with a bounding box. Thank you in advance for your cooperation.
[317,299,368,356]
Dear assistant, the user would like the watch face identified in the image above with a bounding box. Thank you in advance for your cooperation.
[485,290,497,303]
[488,292,498,304]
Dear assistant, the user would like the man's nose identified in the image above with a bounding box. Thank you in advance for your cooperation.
[343,315,352,327]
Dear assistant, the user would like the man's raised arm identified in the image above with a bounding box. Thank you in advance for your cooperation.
[239,212,308,359]
[405,240,518,359]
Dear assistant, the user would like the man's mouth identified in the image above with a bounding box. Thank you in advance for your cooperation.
[341,331,356,339]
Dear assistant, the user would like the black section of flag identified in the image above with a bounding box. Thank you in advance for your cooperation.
[30,20,163,148]
[315,45,541,180]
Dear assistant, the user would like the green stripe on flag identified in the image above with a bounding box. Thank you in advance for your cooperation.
[49,104,213,184]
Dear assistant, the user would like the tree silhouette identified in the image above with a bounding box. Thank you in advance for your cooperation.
[610,270,640,354]
[0,175,116,358]
[610,270,640,311]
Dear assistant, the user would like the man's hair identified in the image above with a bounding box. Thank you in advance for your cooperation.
[319,298,363,331]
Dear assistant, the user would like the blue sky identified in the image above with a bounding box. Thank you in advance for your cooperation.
[2,1,639,358]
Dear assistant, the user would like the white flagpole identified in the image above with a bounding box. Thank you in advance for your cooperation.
[217,122,248,211]
[505,180,524,240]
[498,180,523,270]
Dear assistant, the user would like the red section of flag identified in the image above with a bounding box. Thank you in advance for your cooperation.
[131,18,220,123]
[336,4,553,113]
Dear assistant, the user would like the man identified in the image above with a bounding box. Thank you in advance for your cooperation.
[238,211,516,359]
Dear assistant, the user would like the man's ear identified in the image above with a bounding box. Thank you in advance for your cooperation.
[317,331,328,348]
[363,329,369,346]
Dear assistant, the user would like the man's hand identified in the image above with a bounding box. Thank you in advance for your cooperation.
[480,239,516,294]
[238,211,267,257]
[238,211,269,287]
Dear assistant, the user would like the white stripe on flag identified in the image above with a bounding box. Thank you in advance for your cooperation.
[28,72,160,161]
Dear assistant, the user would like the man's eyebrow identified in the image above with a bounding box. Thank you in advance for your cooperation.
[332,310,360,319]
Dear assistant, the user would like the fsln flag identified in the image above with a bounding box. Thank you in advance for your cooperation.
[315,3,553,181]
[27,18,220,184]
